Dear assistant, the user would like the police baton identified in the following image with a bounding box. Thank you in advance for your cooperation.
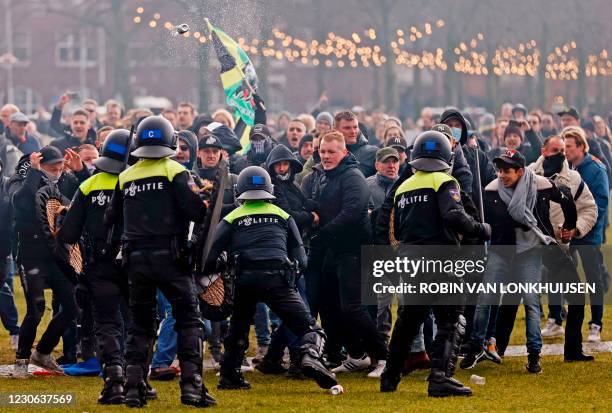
[471,142,487,255]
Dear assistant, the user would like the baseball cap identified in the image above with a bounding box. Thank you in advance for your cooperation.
[385,136,407,151]
[431,124,454,141]
[557,106,580,120]
[198,134,224,150]
[40,146,64,165]
[249,124,271,140]
[376,147,400,163]
[493,149,526,169]
[9,112,29,123]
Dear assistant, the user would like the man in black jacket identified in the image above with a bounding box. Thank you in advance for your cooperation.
[461,149,577,374]
[307,131,388,376]
[51,109,96,154]
[256,145,319,377]
[232,124,276,174]
[334,110,378,178]
[11,146,89,378]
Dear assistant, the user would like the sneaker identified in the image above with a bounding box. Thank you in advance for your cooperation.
[367,360,386,378]
[252,345,268,364]
[9,335,19,351]
[331,354,371,373]
[30,350,63,373]
[483,338,502,364]
[255,358,288,375]
[241,357,254,373]
[459,347,486,370]
[526,353,542,374]
[149,366,177,381]
[587,324,602,342]
[541,319,564,338]
[11,359,29,379]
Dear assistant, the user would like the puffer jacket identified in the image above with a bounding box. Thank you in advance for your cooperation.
[529,156,597,242]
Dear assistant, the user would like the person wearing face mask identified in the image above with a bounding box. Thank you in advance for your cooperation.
[256,145,319,378]
[495,135,597,362]
[232,124,276,174]
[437,111,474,194]
[173,130,199,171]
[10,145,90,378]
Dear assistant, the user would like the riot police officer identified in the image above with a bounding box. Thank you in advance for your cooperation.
[57,129,132,404]
[206,166,337,391]
[379,131,491,397]
[105,116,215,408]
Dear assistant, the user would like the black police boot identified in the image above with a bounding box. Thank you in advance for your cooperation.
[564,352,595,362]
[180,373,217,407]
[255,357,288,375]
[380,367,402,393]
[98,365,125,405]
[124,365,148,408]
[427,370,472,397]
[287,358,307,380]
[300,330,338,389]
[218,369,251,390]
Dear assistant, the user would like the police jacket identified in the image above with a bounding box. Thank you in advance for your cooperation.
[483,176,577,246]
[104,158,206,245]
[207,200,307,270]
[311,154,371,252]
[393,171,485,245]
[11,167,90,261]
[57,171,121,250]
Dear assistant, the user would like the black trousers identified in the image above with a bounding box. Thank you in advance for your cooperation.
[16,260,78,359]
[125,249,202,376]
[88,259,130,367]
[315,250,388,361]
[387,305,463,375]
[221,270,315,376]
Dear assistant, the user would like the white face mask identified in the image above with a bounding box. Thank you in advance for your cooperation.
[42,169,61,184]
[277,172,291,181]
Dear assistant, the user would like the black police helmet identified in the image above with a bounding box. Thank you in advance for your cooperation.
[132,116,177,159]
[409,131,454,172]
[236,166,275,201]
[94,129,131,174]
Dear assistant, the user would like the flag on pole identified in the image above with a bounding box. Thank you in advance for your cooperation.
[206,19,258,152]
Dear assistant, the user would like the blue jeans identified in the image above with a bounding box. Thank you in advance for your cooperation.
[470,249,543,354]
[0,258,20,335]
[571,245,605,327]
[254,303,271,347]
[151,291,177,368]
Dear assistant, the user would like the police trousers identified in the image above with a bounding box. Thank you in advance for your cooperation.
[125,249,203,376]
[221,269,315,376]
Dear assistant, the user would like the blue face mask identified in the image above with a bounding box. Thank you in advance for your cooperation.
[451,127,462,142]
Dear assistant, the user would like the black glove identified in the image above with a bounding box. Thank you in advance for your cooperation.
[479,223,492,241]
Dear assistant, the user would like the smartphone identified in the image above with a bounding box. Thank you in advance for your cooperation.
[66,91,80,100]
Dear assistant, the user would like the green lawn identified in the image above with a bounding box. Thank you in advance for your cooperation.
[2,220,612,412]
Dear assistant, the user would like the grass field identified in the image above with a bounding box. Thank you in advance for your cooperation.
[2,220,612,412]
[0,278,610,412]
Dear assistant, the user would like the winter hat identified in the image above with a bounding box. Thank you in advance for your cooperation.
[316,112,333,127]
[298,134,314,151]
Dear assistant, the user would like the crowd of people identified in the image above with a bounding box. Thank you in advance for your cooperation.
[0,91,610,406]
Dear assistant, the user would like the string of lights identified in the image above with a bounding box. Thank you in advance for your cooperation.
[131,7,609,79]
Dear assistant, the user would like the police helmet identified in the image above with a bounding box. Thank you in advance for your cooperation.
[132,116,177,159]
[409,131,454,172]
[94,129,131,174]
[236,166,275,200]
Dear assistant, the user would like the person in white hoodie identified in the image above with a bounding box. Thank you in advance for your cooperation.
[527,135,598,360]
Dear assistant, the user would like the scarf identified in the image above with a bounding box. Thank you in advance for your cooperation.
[497,168,555,252]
